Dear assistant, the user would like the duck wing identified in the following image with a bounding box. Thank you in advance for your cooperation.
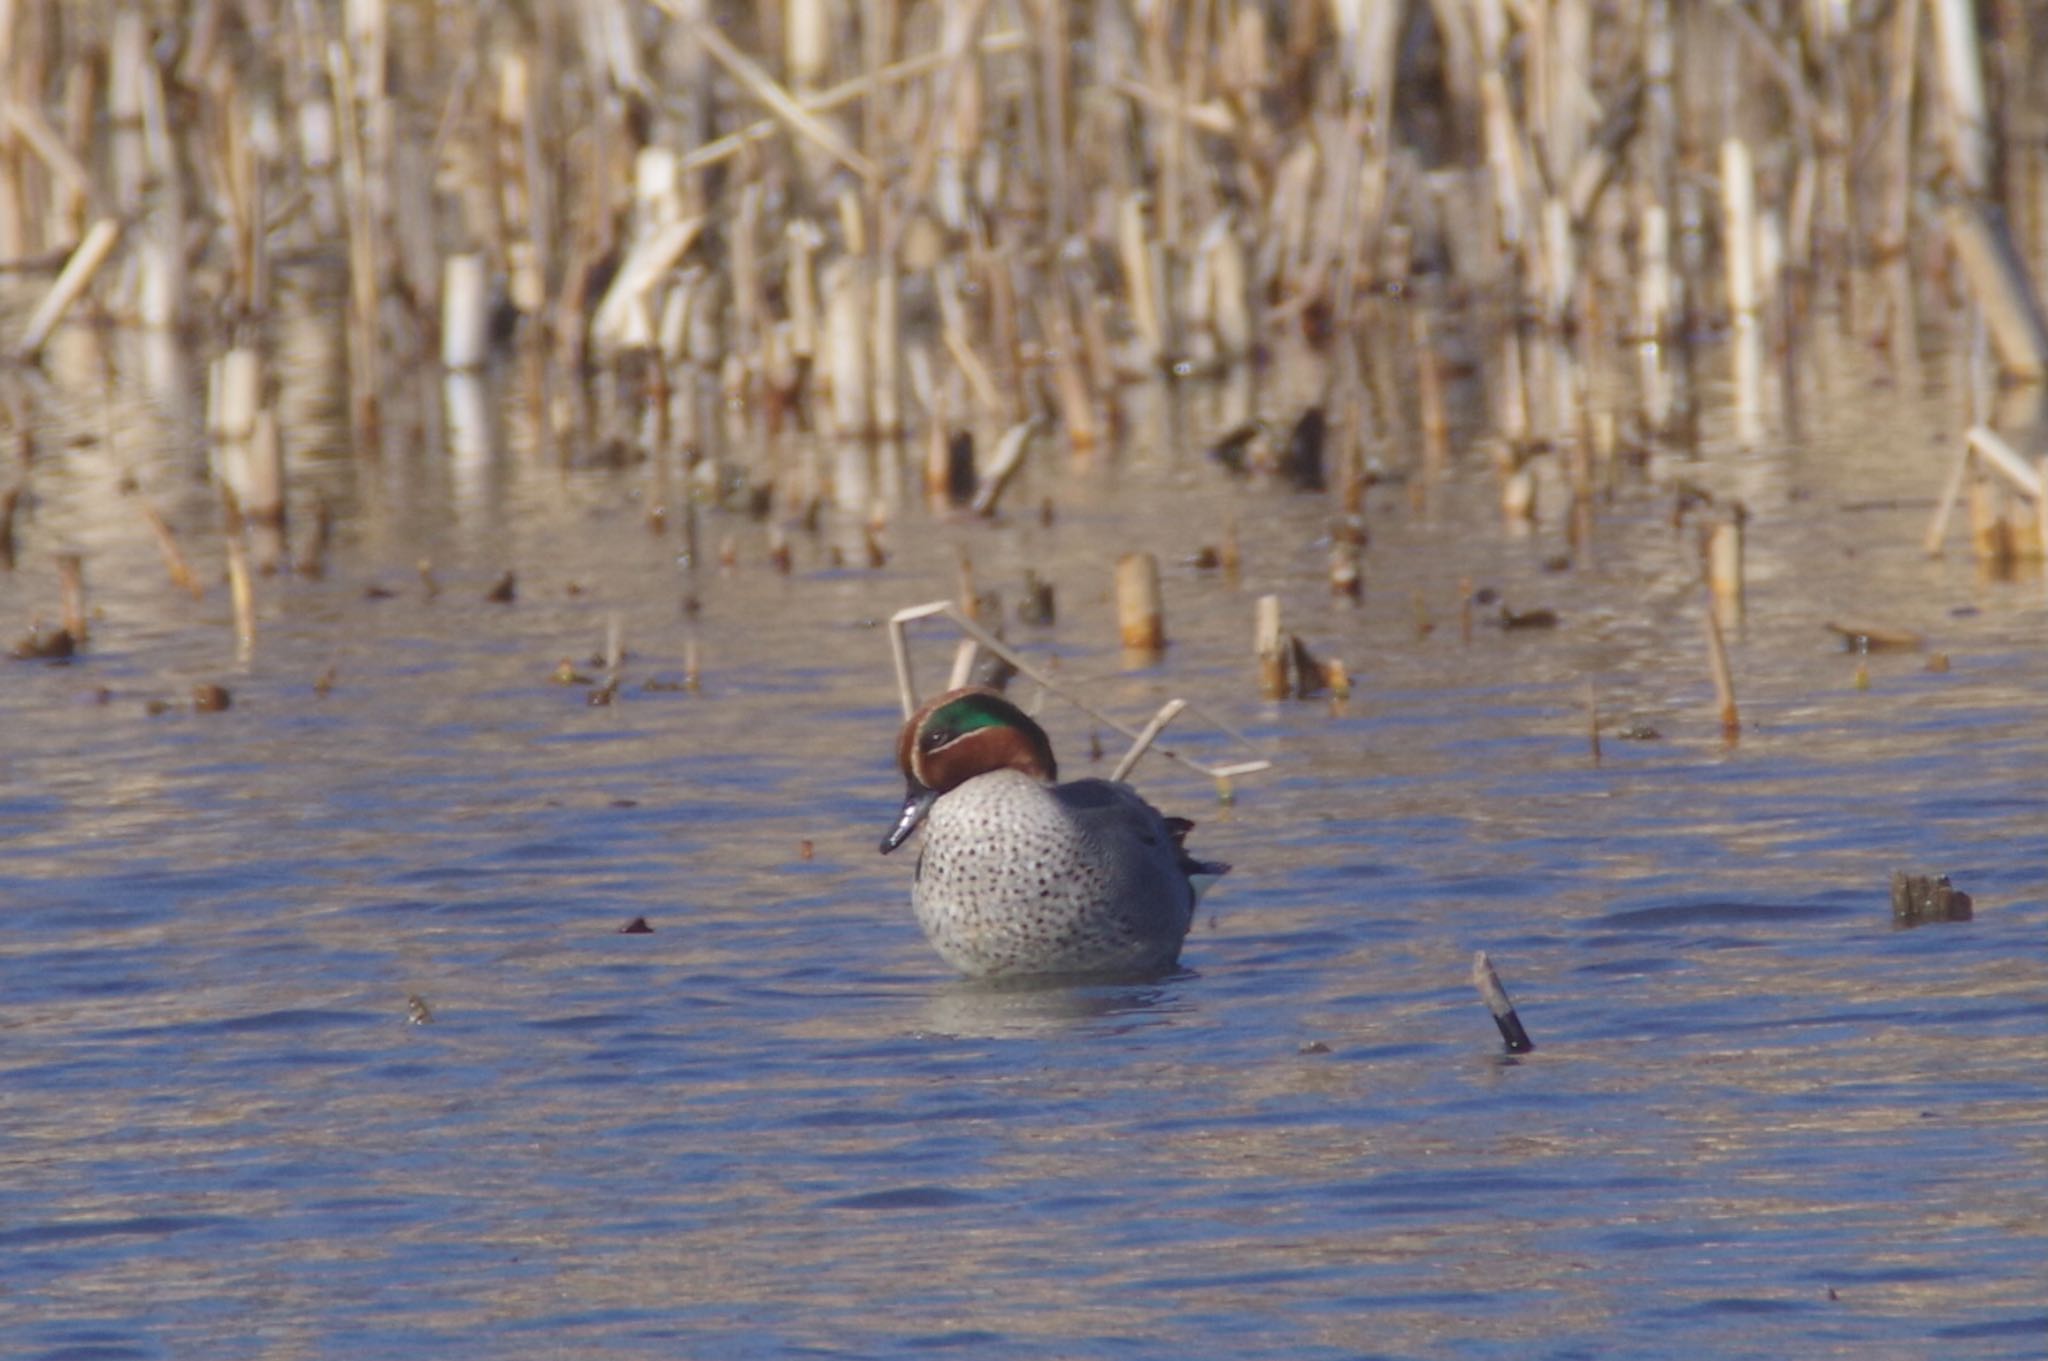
[1055,780,1229,880]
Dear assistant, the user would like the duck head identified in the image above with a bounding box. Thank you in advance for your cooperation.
[879,687,1058,854]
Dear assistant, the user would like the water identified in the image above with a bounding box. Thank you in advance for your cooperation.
[2,317,2043,1359]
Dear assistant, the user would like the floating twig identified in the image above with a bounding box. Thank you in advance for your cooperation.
[1105,699,1187,784]
[1472,951,1535,1054]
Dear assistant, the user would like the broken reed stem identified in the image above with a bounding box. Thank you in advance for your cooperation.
[136,496,205,598]
[14,218,120,360]
[0,484,20,571]
[1706,517,1744,629]
[673,29,1029,177]
[1255,594,1287,699]
[55,552,86,641]
[969,419,1036,518]
[294,494,331,579]
[1585,675,1601,764]
[1116,551,1165,655]
[677,13,878,182]
[1109,699,1188,783]
[225,530,255,655]
[1945,204,2048,379]
[442,252,489,372]
[1927,428,2048,556]
[327,35,382,444]
[1703,595,1740,741]
[1471,951,1535,1054]
[221,488,256,655]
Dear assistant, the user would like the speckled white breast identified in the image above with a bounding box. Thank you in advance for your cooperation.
[910,769,1196,977]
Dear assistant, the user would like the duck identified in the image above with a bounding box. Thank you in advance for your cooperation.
[879,686,1228,978]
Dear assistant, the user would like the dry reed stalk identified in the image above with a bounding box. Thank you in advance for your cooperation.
[2038,457,2048,574]
[676,12,877,182]
[0,482,18,570]
[1495,324,1529,447]
[244,410,286,575]
[969,420,1035,518]
[441,253,489,372]
[1927,426,2047,555]
[1703,597,1740,742]
[106,10,148,212]
[495,52,545,314]
[55,550,84,642]
[1945,203,2048,379]
[1706,517,1744,630]
[211,346,260,444]
[1927,0,1990,194]
[785,0,829,93]
[821,256,870,438]
[2,100,90,234]
[1500,458,1537,528]
[295,493,331,580]
[1965,471,2011,568]
[326,36,381,443]
[1721,138,1757,321]
[1584,676,1601,764]
[1117,193,1165,369]
[1116,552,1165,656]
[1971,426,2045,498]
[1539,197,1573,328]
[1732,319,1765,451]
[223,498,255,657]
[1479,70,1531,272]
[1259,143,1318,303]
[935,262,1005,415]
[1329,540,1362,603]
[134,493,200,598]
[1413,305,1448,474]
[1254,594,1286,699]
[869,238,903,437]
[674,27,1028,179]
[14,217,117,360]
[591,217,705,356]
[1202,214,1253,361]
[1108,699,1188,784]
[976,234,1026,416]
[944,634,980,692]
[1636,201,1670,342]
[1300,110,1366,322]
[1035,290,1097,450]
[921,423,952,504]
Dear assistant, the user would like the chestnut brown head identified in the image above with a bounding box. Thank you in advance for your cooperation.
[879,687,1057,853]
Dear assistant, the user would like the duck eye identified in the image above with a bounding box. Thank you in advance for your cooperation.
[920,729,948,752]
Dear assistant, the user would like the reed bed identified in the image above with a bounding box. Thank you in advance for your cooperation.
[0,0,2044,717]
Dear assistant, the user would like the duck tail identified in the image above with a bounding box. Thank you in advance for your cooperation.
[1185,858,1230,903]
[1165,816,1230,890]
